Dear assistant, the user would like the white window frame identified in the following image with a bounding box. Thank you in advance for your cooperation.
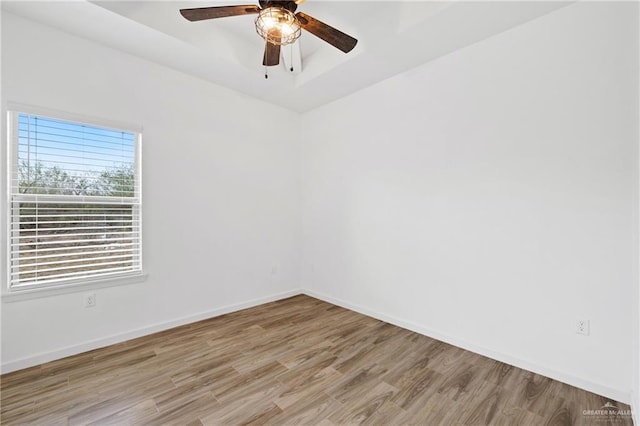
[4,104,144,298]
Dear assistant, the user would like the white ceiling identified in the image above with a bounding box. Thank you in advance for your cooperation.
[2,0,571,112]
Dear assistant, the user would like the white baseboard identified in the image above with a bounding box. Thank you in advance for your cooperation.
[302,289,632,405]
[1,289,301,374]
[3,287,633,410]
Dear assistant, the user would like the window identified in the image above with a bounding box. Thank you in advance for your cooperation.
[7,110,142,290]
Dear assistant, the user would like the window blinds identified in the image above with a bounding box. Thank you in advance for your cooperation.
[9,112,142,288]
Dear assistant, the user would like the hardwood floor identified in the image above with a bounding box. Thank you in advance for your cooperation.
[0,295,633,425]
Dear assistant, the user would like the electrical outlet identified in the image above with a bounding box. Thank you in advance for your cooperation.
[575,319,590,335]
[84,293,96,308]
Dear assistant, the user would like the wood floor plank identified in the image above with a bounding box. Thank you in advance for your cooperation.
[270,391,343,425]
[361,400,406,425]
[1,295,633,426]
[142,392,218,425]
[276,351,338,386]
[87,398,158,425]
[436,361,485,404]
[201,380,284,425]
[240,402,283,425]
[0,398,35,424]
[274,367,343,410]
[494,404,545,425]
[326,364,389,404]
[389,367,443,412]
[211,361,288,403]
[328,381,398,424]
[457,380,510,425]
[153,379,213,412]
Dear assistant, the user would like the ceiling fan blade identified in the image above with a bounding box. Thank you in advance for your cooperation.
[180,5,260,21]
[295,12,357,53]
[263,41,281,66]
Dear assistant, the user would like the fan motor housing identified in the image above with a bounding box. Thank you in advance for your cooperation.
[258,0,298,13]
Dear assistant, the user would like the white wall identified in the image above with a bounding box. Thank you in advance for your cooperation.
[0,12,301,371]
[301,2,638,402]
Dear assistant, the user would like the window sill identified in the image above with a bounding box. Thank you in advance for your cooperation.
[1,273,148,303]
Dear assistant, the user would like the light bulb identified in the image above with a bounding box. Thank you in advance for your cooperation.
[255,7,301,46]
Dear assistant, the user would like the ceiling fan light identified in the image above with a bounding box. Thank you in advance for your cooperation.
[255,7,301,46]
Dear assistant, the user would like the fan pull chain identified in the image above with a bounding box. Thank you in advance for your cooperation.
[290,45,294,72]
[264,66,268,79]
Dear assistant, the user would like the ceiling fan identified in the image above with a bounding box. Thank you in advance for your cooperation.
[179,0,358,69]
